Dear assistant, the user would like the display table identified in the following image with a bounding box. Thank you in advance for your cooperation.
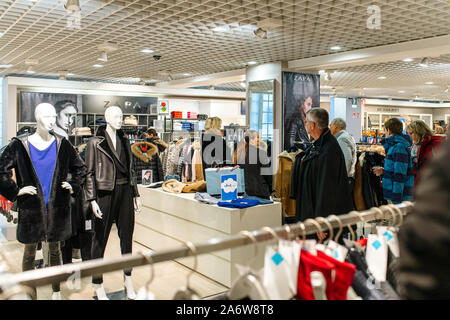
[134,186,282,287]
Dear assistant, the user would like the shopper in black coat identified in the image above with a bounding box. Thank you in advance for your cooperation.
[234,130,272,199]
[0,133,86,243]
[201,117,232,174]
[397,138,450,299]
[291,108,353,225]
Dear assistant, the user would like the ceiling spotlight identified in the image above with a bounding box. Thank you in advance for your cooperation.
[67,73,75,76]
[425,81,433,85]
[0,64,13,69]
[445,86,449,93]
[141,49,154,54]
[378,76,387,80]
[98,51,107,62]
[402,58,414,62]
[419,57,429,68]
[183,73,191,76]
[330,46,341,51]
[253,27,267,40]
[93,64,103,68]
[65,0,80,14]
[399,90,405,93]
[214,26,229,32]
[247,61,257,65]
[27,66,35,74]
[240,82,246,88]
[0,32,3,38]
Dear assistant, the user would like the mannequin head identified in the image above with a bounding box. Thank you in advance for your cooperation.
[54,100,77,130]
[34,103,57,132]
[104,106,123,131]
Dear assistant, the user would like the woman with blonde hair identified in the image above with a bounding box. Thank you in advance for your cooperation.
[406,120,445,185]
[201,116,232,173]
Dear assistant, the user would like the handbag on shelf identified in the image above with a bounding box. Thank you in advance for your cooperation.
[124,115,138,125]
[205,166,245,196]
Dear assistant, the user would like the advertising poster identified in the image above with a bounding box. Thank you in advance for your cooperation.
[282,72,320,151]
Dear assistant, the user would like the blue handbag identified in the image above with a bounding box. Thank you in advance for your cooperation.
[205,166,245,196]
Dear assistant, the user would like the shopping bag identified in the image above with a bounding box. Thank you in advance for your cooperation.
[205,167,245,196]
[263,245,293,300]
[365,234,388,282]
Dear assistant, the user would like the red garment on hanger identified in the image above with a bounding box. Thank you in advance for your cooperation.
[356,238,368,247]
[317,251,357,300]
[297,249,335,300]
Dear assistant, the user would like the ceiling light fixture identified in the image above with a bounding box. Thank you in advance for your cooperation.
[247,61,257,65]
[183,73,191,76]
[139,79,145,85]
[253,27,267,40]
[240,82,246,88]
[378,76,387,80]
[425,81,433,85]
[0,64,13,69]
[98,51,107,62]
[141,49,154,54]
[419,57,429,68]
[330,46,341,51]
[399,90,405,93]
[27,66,35,74]
[445,86,449,93]
[64,0,80,14]
[402,58,414,62]
[67,73,75,76]
[0,32,3,38]
[93,64,103,68]
[213,26,229,32]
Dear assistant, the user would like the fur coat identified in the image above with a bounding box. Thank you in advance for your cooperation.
[131,141,164,184]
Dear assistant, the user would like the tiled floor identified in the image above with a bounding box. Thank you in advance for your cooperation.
[0,225,228,300]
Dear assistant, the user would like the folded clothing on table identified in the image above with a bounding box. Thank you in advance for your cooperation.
[194,192,220,205]
[217,198,259,209]
[162,179,206,194]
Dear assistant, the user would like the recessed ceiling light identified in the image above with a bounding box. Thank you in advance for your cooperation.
[0,32,3,38]
[253,28,267,40]
[183,73,191,76]
[402,58,414,62]
[425,81,434,85]
[93,64,104,68]
[67,73,75,76]
[0,64,13,69]
[378,76,387,80]
[27,66,35,74]
[398,90,405,93]
[330,46,341,51]
[247,61,257,65]
[213,26,229,32]
[98,51,108,62]
[141,49,154,54]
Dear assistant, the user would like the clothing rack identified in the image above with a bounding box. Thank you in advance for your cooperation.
[0,202,413,298]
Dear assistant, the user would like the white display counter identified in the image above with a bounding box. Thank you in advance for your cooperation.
[134,186,282,287]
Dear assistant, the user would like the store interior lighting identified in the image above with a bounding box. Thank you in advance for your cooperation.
[27,66,35,74]
[98,51,108,62]
[253,27,267,40]
[419,57,429,68]
[0,64,12,68]
[402,58,414,62]
[64,0,80,14]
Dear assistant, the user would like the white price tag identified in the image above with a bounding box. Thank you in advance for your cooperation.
[85,220,92,231]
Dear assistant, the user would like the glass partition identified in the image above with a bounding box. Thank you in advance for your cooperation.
[247,80,274,142]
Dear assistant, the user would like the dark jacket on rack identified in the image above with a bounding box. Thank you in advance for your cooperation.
[148,136,168,154]
[234,143,272,199]
[0,133,87,243]
[131,141,164,184]
[291,128,353,222]
[361,151,386,209]
[397,138,450,300]
[84,125,139,201]
[201,132,232,174]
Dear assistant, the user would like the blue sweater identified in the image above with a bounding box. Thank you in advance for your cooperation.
[382,134,414,203]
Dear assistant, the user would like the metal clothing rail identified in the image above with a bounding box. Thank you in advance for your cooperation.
[0,202,413,295]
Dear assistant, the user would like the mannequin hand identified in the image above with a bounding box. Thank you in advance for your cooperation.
[17,186,37,196]
[91,200,103,219]
[61,182,73,194]
[134,197,142,213]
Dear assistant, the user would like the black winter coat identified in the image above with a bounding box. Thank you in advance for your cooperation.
[131,142,164,184]
[0,133,86,243]
[236,144,272,199]
[398,138,450,299]
[291,128,353,222]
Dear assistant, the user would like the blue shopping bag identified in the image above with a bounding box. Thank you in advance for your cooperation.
[205,166,245,196]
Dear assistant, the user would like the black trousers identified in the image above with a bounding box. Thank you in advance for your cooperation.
[91,184,135,284]
[62,232,93,264]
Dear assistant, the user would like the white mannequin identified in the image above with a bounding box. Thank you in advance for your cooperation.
[90,106,141,300]
[18,103,72,300]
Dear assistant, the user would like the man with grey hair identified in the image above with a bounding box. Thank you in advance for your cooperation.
[330,118,357,193]
[291,108,353,242]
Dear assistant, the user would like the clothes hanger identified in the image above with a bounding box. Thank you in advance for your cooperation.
[261,226,280,249]
[315,217,334,245]
[297,222,306,242]
[328,215,343,243]
[388,204,403,227]
[283,224,294,241]
[310,271,327,300]
[227,231,269,300]
[378,205,396,226]
[137,251,156,300]
[349,211,365,241]
[304,218,324,244]
[172,241,201,300]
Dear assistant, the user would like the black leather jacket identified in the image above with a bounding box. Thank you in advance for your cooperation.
[84,126,139,201]
[284,112,310,151]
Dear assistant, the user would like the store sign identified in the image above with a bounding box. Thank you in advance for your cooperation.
[377,107,399,113]
[158,100,169,115]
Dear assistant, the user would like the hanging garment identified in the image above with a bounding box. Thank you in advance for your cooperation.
[273,150,302,219]
[353,154,366,211]
[296,249,335,300]
[131,141,164,184]
[414,135,445,185]
[191,140,204,182]
[361,151,386,208]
